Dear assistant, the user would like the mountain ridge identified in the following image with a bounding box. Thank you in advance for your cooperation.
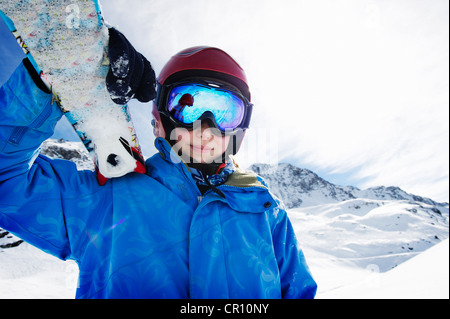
[248,162,448,209]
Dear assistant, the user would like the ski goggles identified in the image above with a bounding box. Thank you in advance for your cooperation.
[157,80,253,134]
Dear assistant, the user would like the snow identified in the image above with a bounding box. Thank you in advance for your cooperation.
[287,198,448,298]
[294,201,447,265]
[0,243,77,299]
[316,239,449,299]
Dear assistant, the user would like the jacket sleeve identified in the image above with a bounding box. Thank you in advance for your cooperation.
[0,59,107,261]
[272,207,317,299]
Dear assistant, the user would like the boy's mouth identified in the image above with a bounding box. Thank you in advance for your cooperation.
[191,144,213,154]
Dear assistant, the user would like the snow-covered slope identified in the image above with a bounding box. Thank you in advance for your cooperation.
[318,239,449,299]
[0,242,78,299]
[0,140,448,298]
[289,199,448,272]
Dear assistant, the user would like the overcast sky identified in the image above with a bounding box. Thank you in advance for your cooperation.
[1,0,448,202]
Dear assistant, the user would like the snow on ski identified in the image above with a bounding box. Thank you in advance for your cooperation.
[0,0,146,185]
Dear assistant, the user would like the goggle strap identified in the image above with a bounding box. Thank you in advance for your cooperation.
[241,103,253,130]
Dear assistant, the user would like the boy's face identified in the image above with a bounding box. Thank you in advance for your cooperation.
[171,121,230,164]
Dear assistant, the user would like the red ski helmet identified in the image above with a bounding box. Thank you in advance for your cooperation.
[157,46,251,101]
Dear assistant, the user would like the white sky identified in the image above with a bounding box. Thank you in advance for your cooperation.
[100,0,449,202]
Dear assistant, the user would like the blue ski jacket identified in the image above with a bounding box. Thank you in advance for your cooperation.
[0,61,317,299]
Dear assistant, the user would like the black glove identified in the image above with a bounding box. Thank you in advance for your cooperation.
[106,28,156,105]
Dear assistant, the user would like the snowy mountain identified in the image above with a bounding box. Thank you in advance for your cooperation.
[249,163,448,209]
[39,138,95,171]
[1,139,448,298]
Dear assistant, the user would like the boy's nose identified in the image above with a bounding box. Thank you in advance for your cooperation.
[196,121,212,140]
[196,120,223,141]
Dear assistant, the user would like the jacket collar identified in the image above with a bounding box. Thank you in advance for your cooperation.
[153,137,279,213]
[154,137,190,171]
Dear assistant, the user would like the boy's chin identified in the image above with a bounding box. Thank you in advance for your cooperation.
[179,152,224,165]
[190,155,222,165]
[180,148,223,165]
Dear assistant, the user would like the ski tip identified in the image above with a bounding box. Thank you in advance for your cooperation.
[96,171,109,186]
[96,158,146,185]
[134,161,146,174]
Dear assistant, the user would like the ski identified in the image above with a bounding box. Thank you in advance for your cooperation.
[0,0,146,185]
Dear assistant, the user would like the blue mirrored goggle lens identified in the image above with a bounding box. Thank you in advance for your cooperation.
[167,84,245,131]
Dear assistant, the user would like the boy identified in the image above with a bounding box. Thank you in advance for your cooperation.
[0,32,317,298]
